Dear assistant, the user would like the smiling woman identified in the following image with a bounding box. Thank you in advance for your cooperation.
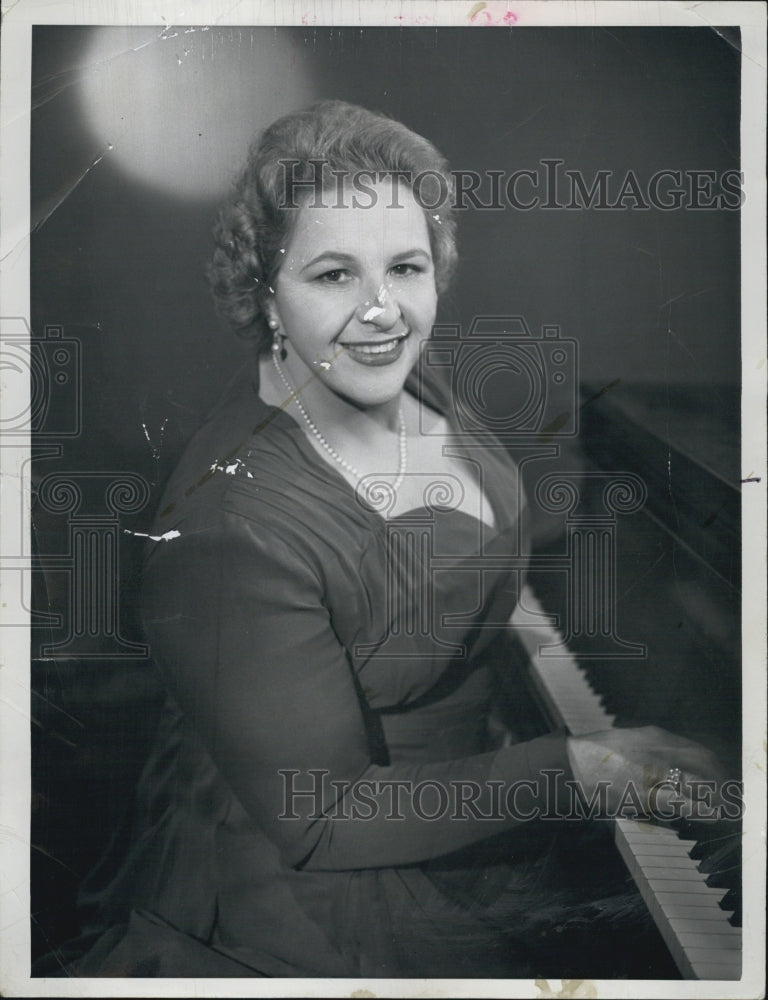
[264,176,436,406]
[260,176,448,518]
[62,100,724,980]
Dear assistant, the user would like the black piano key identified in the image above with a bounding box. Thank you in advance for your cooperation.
[701,860,741,886]
[705,863,742,891]
[688,832,740,863]
[697,842,741,878]
[671,819,742,928]
[677,819,739,853]
[720,888,742,927]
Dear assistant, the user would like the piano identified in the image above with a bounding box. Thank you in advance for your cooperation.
[510,381,742,981]
[512,585,741,981]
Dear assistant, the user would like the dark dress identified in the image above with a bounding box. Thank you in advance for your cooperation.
[72,362,671,979]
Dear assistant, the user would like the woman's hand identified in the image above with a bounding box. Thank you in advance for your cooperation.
[566,725,730,821]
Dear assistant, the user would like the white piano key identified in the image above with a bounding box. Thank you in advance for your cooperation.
[671,925,741,945]
[642,866,714,881]
[685,949,742,975]
[646,879,727,897]
[688,962,741,981]
[627,839,700,855]
[620,831,696,847]
[653,889,731,909]
[675,931,742,950]
[616,819,687,839]
[564,716,597,731]
[537,683,600,704]
[633,852,701,869]
[631,845,701,860]
[645,900,736,923]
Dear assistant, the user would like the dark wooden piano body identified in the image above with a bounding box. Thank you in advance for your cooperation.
[518,381,742,980]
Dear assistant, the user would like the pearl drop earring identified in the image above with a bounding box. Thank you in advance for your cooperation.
[269,318,287,361]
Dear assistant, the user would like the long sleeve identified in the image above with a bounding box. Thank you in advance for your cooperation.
[141,509,572,873]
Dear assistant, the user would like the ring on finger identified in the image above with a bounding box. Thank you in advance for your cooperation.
[665,767,683,792]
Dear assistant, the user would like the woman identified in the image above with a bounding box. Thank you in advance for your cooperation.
[73,101,721,979]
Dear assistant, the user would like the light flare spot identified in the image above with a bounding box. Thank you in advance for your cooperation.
[362,305,385,321]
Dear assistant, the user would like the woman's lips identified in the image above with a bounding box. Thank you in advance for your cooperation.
[339,331,411,367]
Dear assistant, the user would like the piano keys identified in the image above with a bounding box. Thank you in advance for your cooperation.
[511,584,742,981]
[615,820,741,981]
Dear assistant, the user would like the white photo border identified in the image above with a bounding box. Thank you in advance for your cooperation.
[1,2,765,998]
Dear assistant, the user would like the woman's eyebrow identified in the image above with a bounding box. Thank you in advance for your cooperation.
[299,251,357,274]
[390,248,432,263]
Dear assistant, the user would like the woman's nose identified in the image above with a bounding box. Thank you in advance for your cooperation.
[355,283,402,330]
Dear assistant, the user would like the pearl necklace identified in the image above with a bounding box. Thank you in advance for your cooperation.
[271,352,408,491]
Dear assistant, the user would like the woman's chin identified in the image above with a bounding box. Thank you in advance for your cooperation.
[334,383,409,413]
[321,353,419,410]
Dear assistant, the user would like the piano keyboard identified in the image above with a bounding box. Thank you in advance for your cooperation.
[510,585,742,981]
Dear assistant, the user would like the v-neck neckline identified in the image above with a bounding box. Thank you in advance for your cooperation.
[250,363,506,536]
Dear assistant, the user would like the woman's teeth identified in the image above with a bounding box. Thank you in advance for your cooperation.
[339,332,410,366]
[352,339,401,355]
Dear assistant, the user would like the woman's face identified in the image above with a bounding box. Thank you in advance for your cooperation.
[269,177,438,411]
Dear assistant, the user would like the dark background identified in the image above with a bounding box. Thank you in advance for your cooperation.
[31,25,741,478]
[29,25,742,968]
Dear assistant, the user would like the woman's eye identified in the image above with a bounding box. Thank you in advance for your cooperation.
[318,269,350,284]
[390,263,423,277]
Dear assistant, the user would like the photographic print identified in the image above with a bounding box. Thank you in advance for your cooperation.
[1,2,765,997]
